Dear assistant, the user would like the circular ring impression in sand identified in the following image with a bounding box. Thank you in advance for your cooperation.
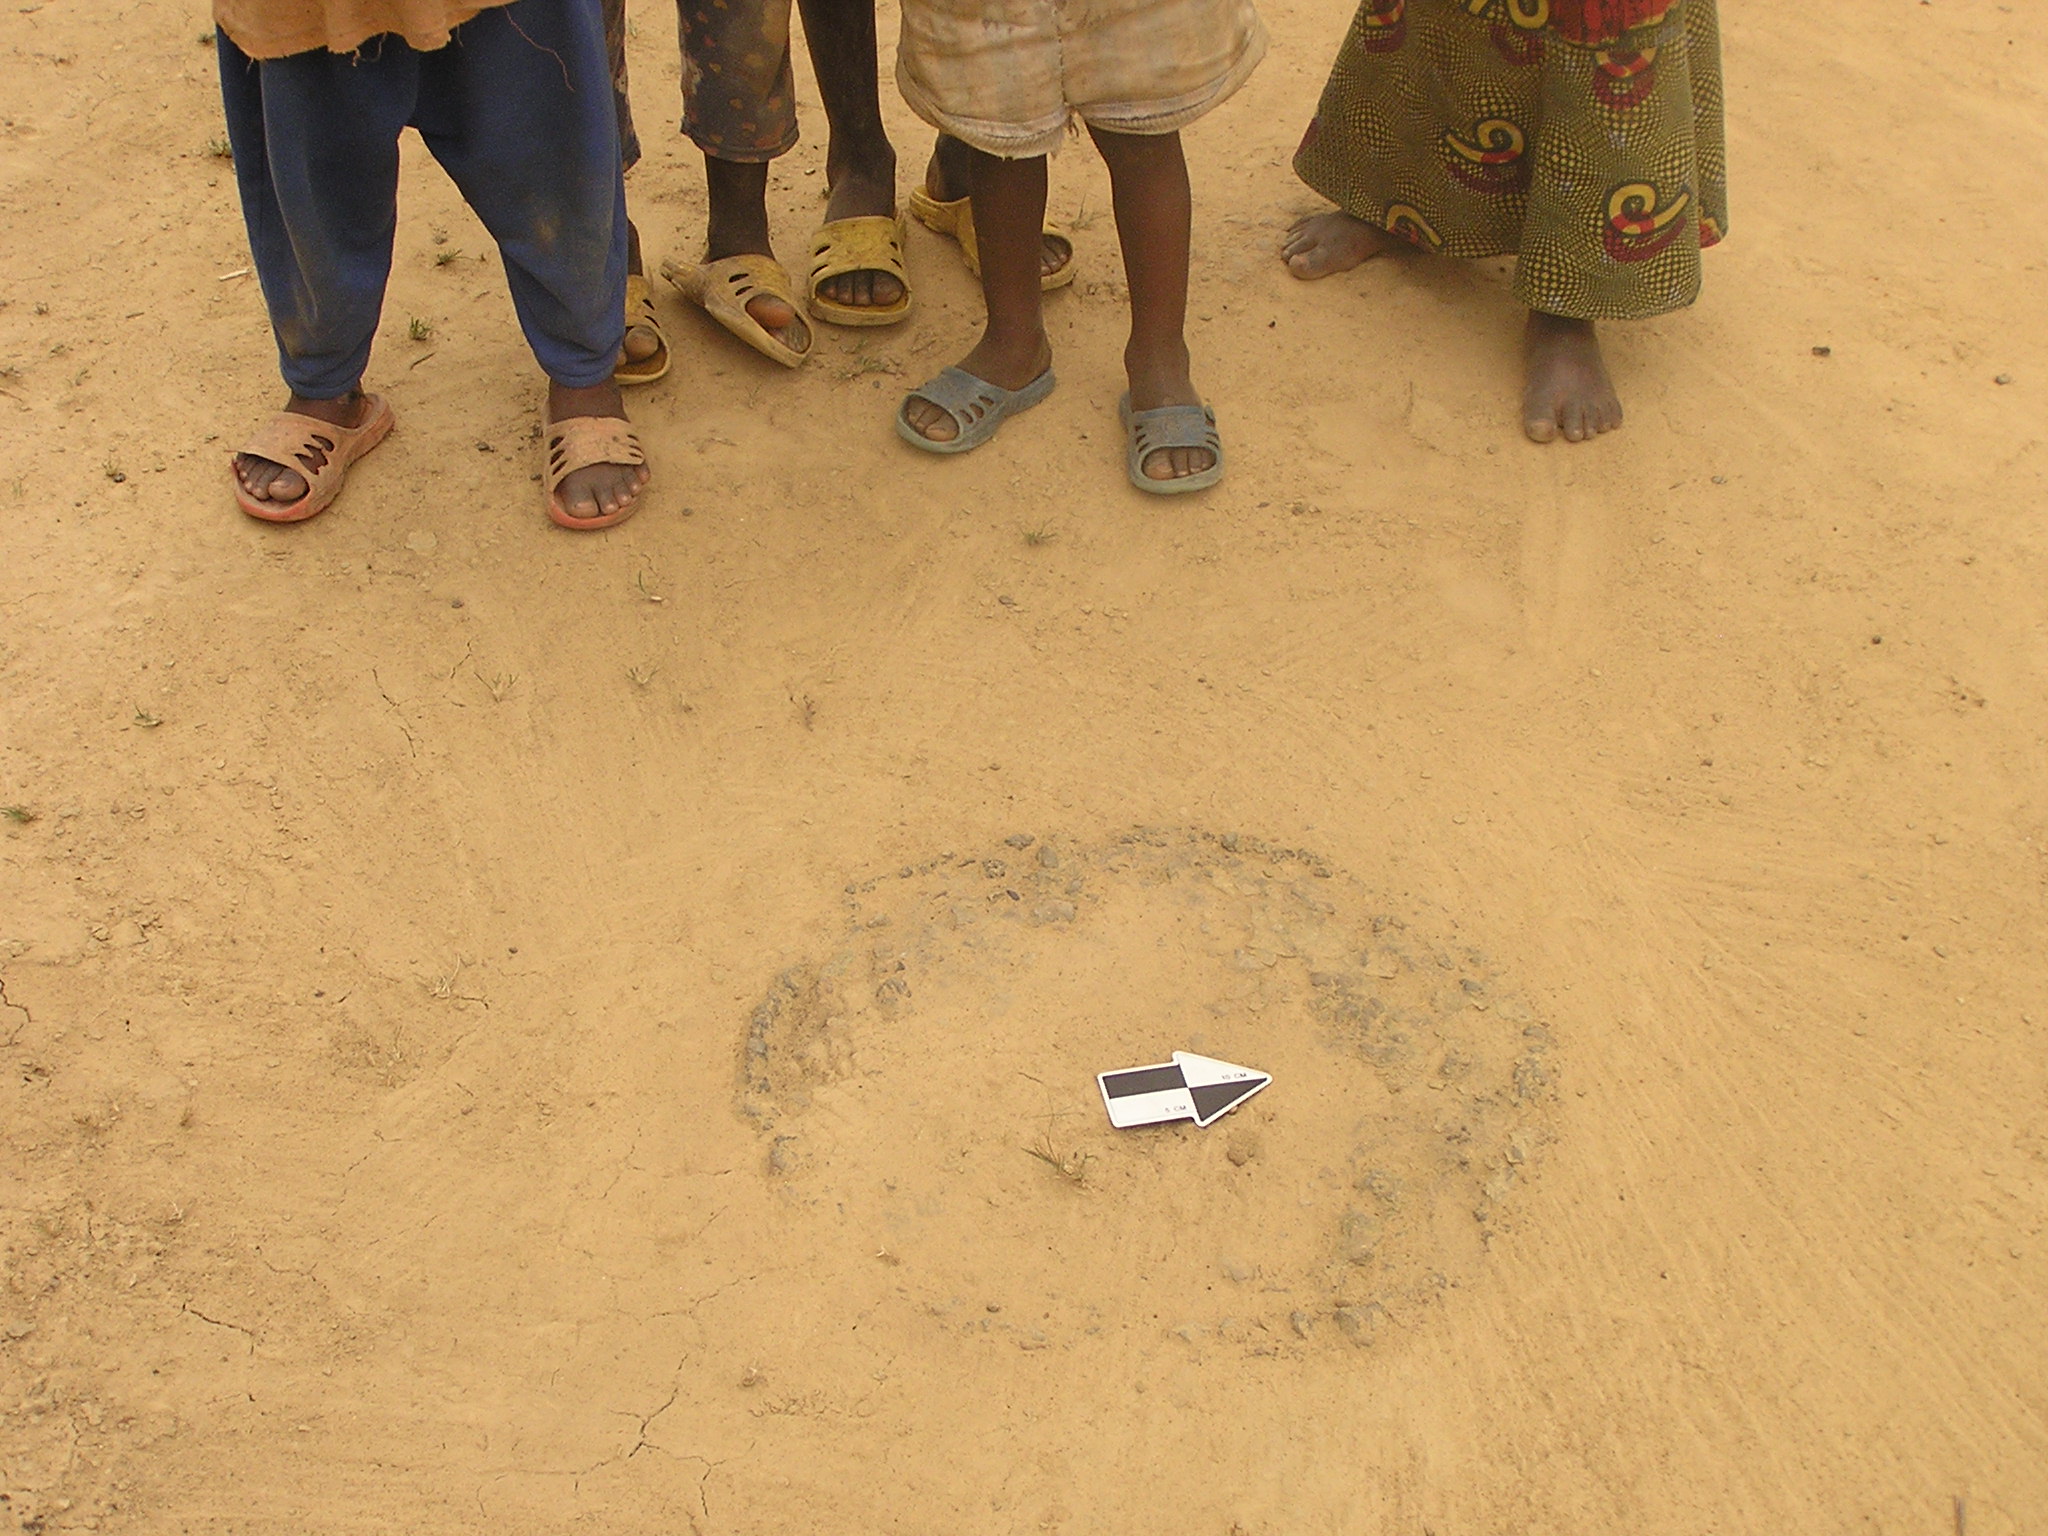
[740,828,1560,1354]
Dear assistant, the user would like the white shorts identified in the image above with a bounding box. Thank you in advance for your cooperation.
[895,0,1266,158]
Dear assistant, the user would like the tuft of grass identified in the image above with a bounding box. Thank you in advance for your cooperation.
[433,249,463,267]
[1022,522,1057,547]
[132,706,162,728]
[2,805,36,824]
[102,460,126,484]
[207,137,232,160]
[407,316,433,342]
[422,958,467,1000]
[834,350,898,381]
[634,568,665,604]
[1024,1133,1092,1187]
[626,664,658,688]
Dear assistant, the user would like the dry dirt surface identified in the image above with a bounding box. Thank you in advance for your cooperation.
[3,1,2046,1532]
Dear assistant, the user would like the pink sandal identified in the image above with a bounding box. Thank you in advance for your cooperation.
[231,395,394,523]
[544,415,648,530]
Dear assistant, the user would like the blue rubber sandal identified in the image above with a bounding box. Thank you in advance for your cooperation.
[896,364,1057,456]
[1119,393,1224,495]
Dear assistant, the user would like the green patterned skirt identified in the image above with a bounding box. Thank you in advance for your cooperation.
[1292,0,1726,321]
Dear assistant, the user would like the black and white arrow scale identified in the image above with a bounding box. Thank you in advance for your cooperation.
[1097,1051,1271,1129]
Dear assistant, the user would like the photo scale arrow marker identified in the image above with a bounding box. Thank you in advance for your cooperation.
[1097,1051,1270,1129]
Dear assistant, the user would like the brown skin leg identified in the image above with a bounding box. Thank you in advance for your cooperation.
[794,0,902,312]
[924,134,1072,283]
[1089,126,1210,482]
[901,149,1051,444]
[1280,208,1399,280]
[903,132,1208,482]
[1522,310,1623,444]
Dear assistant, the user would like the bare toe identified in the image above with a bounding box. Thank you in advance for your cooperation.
[620,325,659,364]
[904,397,958,443]
[745,291,807,350]
[746,291,795,331]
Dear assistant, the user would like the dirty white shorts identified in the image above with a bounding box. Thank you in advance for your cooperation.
[895,0,1266,158]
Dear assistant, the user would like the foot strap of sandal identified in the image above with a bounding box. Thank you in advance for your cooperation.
[545,416,645,496]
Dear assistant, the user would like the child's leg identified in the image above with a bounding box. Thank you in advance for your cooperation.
[900,150,1050,444]
[677,0,807,347]
[793,0,902,310]
[217,31,411,506]
[1522,312,1622,444]
[1086,126,1211,483]
[415,0,647,522]
[923,135,1073,284]
[600,0,661,370]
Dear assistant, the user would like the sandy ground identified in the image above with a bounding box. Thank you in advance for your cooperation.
[2,0,2046,1531]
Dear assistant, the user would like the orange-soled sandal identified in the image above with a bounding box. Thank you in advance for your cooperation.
[543,415,648,531]
[231,395,394,523]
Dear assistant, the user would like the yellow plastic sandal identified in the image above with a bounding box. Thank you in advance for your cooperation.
[544,415,647,531]
[614,272,670,386]
[661,253,812,368]
[805,214,913,327]
[907,188,1075,291]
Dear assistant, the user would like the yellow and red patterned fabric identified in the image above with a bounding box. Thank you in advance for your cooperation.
[1293,0,1726,321]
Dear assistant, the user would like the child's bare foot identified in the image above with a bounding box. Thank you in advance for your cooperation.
[549,379,648,521]
[900,331,1052,444]
[234,389,371,506]
[1523,311,1622,444]
[1282,210,1396,280]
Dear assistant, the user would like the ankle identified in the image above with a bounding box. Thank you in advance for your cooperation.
[1528,310,1594,340]
[827,136,896,191]
[964,326,1051,387]
[285,388,367,426]
[1124,337,1193,386]
[549,379,627,420]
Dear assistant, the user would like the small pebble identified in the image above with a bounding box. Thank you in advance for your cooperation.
[1995,373,2013,385]
[1036,844,1059,868]
[1005,833,1034,848]
[1289,1310,1313,1339]
[1811,345,1831,357]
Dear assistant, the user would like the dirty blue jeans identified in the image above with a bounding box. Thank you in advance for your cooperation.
[218,0,627,397]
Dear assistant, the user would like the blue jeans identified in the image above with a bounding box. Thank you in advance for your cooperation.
[218,0,628,397]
